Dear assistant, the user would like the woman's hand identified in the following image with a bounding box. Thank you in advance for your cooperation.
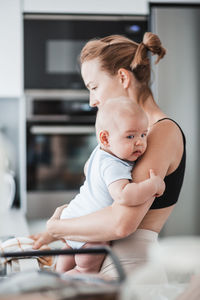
[29,206,68,249]
[46,204,68,238]
[29,231,57,249]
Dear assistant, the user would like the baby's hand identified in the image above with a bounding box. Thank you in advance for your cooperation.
[50,204,68,220]
[149,169,165,197]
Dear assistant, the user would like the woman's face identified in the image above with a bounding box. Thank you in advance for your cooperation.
[81,58,127,108]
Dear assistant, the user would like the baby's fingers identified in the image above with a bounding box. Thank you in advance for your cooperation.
[149,169,156,177]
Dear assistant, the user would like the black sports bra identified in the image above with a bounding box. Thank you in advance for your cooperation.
[150,118,186,209]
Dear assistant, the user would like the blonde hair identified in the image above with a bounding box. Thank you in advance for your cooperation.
[80,32,166,102]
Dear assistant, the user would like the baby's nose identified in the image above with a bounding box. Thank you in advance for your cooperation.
[135,138,142,145]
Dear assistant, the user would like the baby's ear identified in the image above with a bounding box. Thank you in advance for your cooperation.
[99,130,109,147]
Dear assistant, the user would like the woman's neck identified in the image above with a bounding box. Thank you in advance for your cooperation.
[141,95,167,127]
[128,90,166,127]
[126,79,167,126]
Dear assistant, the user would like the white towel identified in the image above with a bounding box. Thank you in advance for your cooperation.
[0,237,55,269]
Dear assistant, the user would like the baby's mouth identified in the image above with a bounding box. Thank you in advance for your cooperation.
[133,150,142,156]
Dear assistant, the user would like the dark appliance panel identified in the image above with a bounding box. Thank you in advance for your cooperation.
[24,14,147,89]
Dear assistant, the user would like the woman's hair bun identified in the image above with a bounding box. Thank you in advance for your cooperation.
[130,32,166,70]
[143,32,166,63]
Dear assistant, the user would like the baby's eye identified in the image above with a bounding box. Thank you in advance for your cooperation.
[127,135,134,139]
[141,133,147,138]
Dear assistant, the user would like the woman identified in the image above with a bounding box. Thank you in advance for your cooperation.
[31,32,186,279]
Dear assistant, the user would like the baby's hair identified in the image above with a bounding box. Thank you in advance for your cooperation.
[80,32,166,102]
[96,97,147,137]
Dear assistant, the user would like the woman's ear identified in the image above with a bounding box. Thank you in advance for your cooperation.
[99,130,109,147]
[118,68,131,89]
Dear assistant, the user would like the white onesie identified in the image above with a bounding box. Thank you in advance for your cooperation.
[60,145,134,249]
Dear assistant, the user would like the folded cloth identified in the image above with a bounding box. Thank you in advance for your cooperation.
[0,237,55,269]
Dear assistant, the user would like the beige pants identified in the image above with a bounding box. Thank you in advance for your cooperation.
[100,229,167,283]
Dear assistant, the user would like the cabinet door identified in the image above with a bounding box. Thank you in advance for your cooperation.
[0,0,22,98]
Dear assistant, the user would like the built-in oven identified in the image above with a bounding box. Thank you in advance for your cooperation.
[26,91,97,219]
[24,14,147,90]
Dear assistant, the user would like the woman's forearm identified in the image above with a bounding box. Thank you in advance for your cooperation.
[47,206,119,241]
[46,197,155,242]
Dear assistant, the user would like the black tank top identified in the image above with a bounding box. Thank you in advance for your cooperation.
[150,118,186,209]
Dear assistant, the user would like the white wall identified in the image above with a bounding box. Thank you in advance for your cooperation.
[151,6,200,236]
[23,0,148,15]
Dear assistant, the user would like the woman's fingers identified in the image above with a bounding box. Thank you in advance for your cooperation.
[30,232,56,249]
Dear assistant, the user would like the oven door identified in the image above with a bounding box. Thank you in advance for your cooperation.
[26,123,97,219]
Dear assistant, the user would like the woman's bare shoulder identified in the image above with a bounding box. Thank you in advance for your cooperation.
[151,118,183,137]
[132,118,184,181]
[149,118,184,151]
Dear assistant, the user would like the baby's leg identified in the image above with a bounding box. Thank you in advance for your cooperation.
[56,243,75,273]
[66,242,108,275]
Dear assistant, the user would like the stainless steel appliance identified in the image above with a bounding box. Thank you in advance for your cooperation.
[26,91,97,219]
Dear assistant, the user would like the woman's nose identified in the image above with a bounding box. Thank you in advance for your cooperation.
[89,95,100,107]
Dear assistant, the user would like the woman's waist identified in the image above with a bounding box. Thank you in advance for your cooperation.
[110,229,158,260]
[135,228,158,240]
[121,229,158,243]
[138,205,175,233]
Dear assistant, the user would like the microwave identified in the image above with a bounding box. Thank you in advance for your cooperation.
[24,14,148,90]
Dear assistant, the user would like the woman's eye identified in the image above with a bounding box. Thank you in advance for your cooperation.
[91,86,97,91]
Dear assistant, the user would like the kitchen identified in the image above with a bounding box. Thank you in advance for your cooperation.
[0,0,200,298]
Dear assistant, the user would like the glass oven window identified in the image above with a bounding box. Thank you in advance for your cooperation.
[27,132,97,191]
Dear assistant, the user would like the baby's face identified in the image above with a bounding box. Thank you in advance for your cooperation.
[107,115,148,162]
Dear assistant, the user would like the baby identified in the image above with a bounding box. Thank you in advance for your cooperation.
[51,97,165,274]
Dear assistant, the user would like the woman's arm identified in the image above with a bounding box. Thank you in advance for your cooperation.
[46,198,155,242]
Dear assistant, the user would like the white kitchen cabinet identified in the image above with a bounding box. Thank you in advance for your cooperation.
[23,0,148,15]
[0,0,23,98]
